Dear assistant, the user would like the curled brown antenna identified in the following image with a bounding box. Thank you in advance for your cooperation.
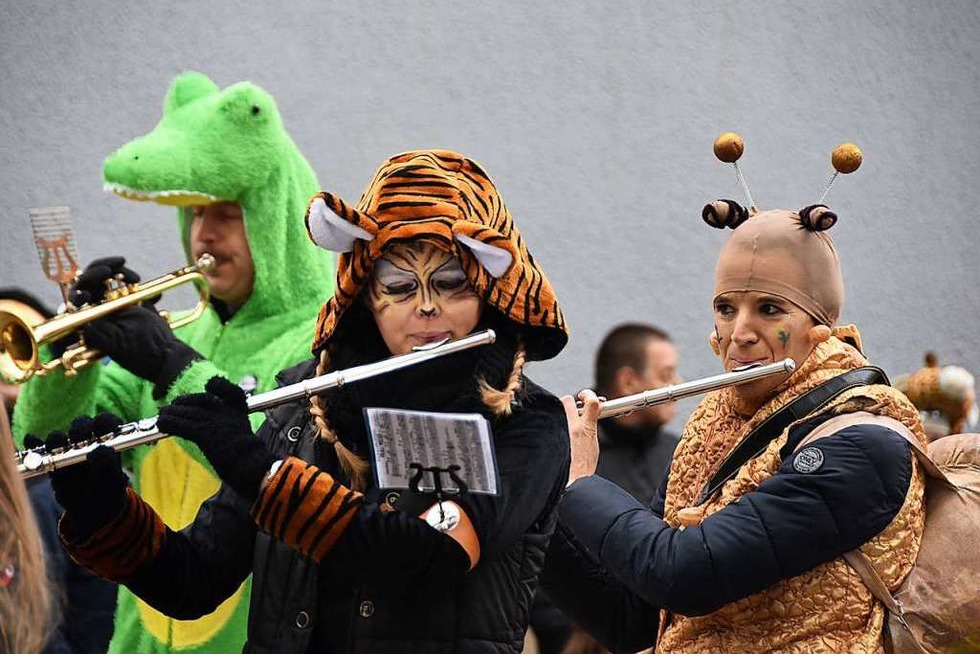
[713,132,757,214]
[816,143,863,204]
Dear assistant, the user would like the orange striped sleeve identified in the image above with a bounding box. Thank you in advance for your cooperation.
[252,456,362,562]
[59,488,166,582]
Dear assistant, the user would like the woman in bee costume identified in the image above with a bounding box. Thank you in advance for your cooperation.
[542,136,928,653]
[43,150,571,654]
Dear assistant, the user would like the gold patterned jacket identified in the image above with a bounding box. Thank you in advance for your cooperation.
[658,336,926,653]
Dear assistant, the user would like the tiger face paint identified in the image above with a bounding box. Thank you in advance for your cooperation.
[712,290,817,410]
[368,242,483,355]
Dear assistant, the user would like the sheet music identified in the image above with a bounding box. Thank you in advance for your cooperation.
[365,408,498,495]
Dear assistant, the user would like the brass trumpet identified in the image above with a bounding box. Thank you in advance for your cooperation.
[16,330,497,479]
[0,254,215,384]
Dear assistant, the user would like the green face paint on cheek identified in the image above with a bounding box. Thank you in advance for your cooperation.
[777,329,790,347]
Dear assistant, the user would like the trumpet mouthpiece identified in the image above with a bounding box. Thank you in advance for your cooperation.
[196,253,216,272]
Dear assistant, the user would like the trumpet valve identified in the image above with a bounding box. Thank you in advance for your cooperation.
[196,253,216,272]
[103,281,138,301]
[59,343,91,377]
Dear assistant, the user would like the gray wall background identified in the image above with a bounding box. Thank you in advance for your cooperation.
[2,1,978,429]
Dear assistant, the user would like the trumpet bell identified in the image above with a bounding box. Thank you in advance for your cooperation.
[0,310,39,384]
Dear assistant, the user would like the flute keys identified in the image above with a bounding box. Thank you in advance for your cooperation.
[22,450,46,471]
[137,417,157,431]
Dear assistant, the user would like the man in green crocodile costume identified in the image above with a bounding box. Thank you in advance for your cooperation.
[14,71,333,653]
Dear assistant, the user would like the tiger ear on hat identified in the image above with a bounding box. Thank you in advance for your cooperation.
[452,222,518,278]
[305,192,378,253]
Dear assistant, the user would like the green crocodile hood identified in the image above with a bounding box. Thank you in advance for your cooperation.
[102,71,332,321]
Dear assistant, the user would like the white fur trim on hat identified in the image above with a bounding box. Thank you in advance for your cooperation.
[307,197,374,253]
[455,232,514,278]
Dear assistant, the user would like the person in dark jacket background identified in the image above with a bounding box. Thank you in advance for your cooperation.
[35,150,571,654]
[530,323,680,654]
[542,191,928,652]
[593,323,680,507]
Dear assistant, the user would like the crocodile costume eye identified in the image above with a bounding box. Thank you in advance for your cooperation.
[251,105,260,116]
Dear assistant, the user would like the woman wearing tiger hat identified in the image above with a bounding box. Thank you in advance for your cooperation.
[542,139,929,652]
[42,150,571,653]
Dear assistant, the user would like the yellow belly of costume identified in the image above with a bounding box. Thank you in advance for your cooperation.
[137,439,247,648]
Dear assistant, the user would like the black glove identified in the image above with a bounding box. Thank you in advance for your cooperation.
[29,413,130,541]
[81,306,202,398]
[70,256,141,307]
[157,376,275,502]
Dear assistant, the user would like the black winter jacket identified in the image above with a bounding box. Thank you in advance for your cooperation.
[125,358,570,654]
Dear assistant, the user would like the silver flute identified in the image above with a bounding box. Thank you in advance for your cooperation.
[17,329,496,479]
[590,358,796,419]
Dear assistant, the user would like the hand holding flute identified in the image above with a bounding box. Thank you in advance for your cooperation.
[17,329,499,545]
[564,359,796,487]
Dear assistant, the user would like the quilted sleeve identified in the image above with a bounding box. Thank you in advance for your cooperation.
[559,424,914,616]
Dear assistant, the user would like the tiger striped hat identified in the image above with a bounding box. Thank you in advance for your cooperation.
[304,150,568,360]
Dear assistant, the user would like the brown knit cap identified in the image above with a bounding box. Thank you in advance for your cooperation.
[714,209,843,326]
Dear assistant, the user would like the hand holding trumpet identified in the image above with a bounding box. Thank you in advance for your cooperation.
[0,254,212,385]
[84,305,201,394]
[69,256,142,306]
[70,256,203,395]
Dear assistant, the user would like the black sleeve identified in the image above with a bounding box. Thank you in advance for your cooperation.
[331,392,570,586]
[327,501,473,589]
[540,521,659,653]
[456,392,570,556]
[124,483,257,620]
[649,464,670,517]
[528,590,574,654]
[558,424,913,616]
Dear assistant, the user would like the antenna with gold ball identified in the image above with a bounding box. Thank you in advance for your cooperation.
[817,143,863,204]
[713,132,757,214]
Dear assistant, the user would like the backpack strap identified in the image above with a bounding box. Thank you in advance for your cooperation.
[842,549,926,653]
[694,367,888,505]
[797,411,953,486]
[792,411,945,654]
